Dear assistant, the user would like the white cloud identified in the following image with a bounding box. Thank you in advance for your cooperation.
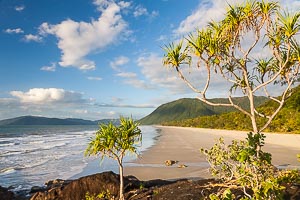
[15,5,25,12]
[24,34,43,42]
[10,88,85,104]
[175,0,300,36]
[134,5,147,17]
[136,53,183,90]
[167,0,300,98]
[174,0,228,36]
[156,35,167,42]
[136,53,230,97]
[116,72,136,78]
[110,56,130,71]
[40,63,56,72]
[38,1,128,71]
[133,5,159,18]
[123,78,151,89]
[4,28,24,34]
[87,76,102,81]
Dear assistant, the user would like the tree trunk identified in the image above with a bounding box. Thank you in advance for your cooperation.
[248,91,261,157]
[119,163,124,200]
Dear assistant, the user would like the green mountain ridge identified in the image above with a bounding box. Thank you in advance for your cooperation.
[0,116,119,126]
[162,86,300,133]
[139,96,268,125]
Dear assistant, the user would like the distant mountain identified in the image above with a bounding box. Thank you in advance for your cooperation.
[139,96,268,125]
[0,116,119,126]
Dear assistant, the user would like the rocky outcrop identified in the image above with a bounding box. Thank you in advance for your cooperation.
[0,186,15,200]
[30,171,141,200]
[30,171,115,200]
[29,171,175,200]
[15,170,300,200]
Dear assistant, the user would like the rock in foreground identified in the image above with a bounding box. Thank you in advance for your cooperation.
[28,171,300,200]
[0,186,15,200]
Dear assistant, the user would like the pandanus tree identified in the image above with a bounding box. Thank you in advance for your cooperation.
[163,0,300,154]
[85,117,142,200]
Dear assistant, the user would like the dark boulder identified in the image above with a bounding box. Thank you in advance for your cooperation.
[0,186,15,200]
[30,171,139,200]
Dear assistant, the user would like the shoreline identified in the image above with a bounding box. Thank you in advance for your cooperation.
[124,126,300,181]
[71,126,300,181]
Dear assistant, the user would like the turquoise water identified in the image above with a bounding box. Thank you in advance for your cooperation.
[0,125,159,191]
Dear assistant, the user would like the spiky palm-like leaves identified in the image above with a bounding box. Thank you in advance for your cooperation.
[162,41,191,68]
[163,0,299,144]
[85,117,141,200]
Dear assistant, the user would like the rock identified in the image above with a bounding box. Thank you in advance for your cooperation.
[30,186,45,194]
[164,160,178,166]
[45,179,65,187]
[30,171,139,200]
[0,185,15,200]
[177,164,188,168]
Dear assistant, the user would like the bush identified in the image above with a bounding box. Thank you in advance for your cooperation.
[201,132,300,199]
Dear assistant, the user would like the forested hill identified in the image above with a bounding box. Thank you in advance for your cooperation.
[0,116,119,126]
[139,96,268,125]
[163,85,300,133]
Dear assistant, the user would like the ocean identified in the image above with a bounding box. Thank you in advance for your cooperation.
[0,125,159,192]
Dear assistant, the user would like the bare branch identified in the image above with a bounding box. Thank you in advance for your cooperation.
[259,80,293,132]
[175,66,203,94]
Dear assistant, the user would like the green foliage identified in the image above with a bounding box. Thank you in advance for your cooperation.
[85,190,112,200]
[201,132,300,199]
[163,85,300,133]
[162,0,300,135]
[85,117,142,200]
[85,117,142,161]
[209,189,236,200]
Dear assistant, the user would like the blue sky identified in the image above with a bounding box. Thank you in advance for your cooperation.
[0,0,299,120]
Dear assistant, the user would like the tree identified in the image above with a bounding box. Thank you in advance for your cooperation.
[163,0,300,198]
[85,117,142,200]
[163,0,299,154]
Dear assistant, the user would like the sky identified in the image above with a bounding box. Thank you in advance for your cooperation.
[0,0,299,121]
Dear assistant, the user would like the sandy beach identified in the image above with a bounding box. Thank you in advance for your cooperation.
[124,126,300,181]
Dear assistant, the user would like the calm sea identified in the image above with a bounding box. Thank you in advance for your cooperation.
[0,125,159,191]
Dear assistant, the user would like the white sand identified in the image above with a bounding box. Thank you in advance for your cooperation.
[124,126,300,180]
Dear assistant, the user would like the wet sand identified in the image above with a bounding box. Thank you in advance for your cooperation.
[124,126,300,180]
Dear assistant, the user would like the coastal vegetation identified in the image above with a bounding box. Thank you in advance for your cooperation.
[85,117,142,200]
[163,0,300,199]
[163,85,300,133]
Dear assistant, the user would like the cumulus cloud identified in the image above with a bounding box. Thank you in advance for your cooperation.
[136,54,185,90]
[24,34,43,42]
[0,87,152,120]
[4,28,24,34]
[40,63,56,72]
[110,56,130,71]
[15,5,25,12]
[133,5,159,18]
[174,0,227,35]
[133,5,147,17]
[136,53,230,97]
[38,1,128,71]
[10,88,85,104]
